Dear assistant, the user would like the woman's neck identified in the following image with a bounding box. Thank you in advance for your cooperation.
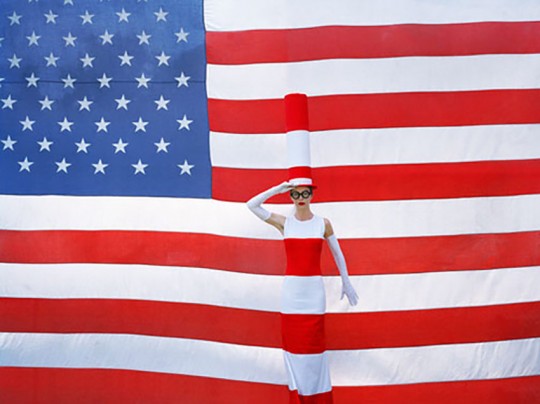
[294,206,313,221]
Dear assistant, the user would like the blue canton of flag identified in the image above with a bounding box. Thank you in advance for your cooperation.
[0,0,211,198]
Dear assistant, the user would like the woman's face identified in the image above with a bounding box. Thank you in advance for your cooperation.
[289,186,313,207]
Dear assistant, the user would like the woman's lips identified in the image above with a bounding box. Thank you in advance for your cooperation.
[299,202,305,206]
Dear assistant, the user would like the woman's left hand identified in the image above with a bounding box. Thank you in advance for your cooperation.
[341,278,359,306]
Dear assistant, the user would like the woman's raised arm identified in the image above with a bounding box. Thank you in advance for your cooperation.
[246,181,293,232]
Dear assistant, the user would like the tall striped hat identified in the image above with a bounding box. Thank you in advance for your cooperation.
[284,93,317,189]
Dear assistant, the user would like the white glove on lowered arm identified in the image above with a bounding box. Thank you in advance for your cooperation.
[326,234,359,306]
[246,182,292,221]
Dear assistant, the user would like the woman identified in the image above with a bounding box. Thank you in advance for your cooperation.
[247,181,358,403]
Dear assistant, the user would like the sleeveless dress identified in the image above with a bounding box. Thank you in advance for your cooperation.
[281,214,333,403]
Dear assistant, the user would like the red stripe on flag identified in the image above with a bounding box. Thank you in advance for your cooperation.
[212,159,540,202]
[207,22,540,64]
[1,298,539,350]
[1,230,539,275]
[0,367,538,404]
[0,367,287,404]
[208,90,540,134]
[333,376,540,404]
[281,313,326,354]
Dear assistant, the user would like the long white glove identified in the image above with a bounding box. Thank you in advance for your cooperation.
[326,234,359,306]
[246,181,293,221]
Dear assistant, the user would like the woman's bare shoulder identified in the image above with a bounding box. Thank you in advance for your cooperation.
[323,217,334,238]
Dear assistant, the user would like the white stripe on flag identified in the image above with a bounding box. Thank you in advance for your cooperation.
[1,264,539,313]
[1,332,538,386]
[1,194,539,239]
[204,0,540,31]
[207,55,540,100]
[210,124,540,169]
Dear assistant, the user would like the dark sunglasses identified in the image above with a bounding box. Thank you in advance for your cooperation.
[290,190,312,200]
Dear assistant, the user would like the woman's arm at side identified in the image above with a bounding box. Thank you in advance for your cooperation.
[324,218,359,306]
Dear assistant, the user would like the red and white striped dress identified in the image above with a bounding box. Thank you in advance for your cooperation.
[281,214,333,403]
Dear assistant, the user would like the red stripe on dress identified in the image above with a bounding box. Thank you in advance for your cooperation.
[212,159,540,202]
[281,313,326,354]
[2,298,539,350]
[1,230,539,276]
[207,22,540,64]
[208,90,540,134]
[289,389,333,404]
[285,238,323,276]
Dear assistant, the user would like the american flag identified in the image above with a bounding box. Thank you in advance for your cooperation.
[1,0,540,403]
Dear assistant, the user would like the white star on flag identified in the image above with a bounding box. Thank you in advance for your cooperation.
[2,135,17,151]
[39,96,54,111]
[45,53,60,67]
[92,159,109,174]
[9,54,22,68]
[20,116,35,131]
[37,137,53,152]
[80,11,95,25]
[97,73,112,88]
[62,74,76,88]
[132,117,149,132]
[95,117,111,132]
[137,31,151,45]
[177,114,193,130]
[175,72,190,87]
[26,31,41,46]
[154,138,170,153]
[119,51,134,66]
[80,53,95,68]
[55,158,72,173]
[63,32,77,47]
[25,73,40,87]
[156,52,171,66]
[177,160,194,175]
[135,73,151,88]
[175,28,189,43]
[154,96,170,110]
[2,94,17,109]
[116,8,131,23]
[44,10,58,24]
[154,8,168,22]
[77,97,93,111]
[8,12,22,26]
[112,138,129,153]
[100,30,114,45]
[75,138,91,153]
[18,157,33,172]
[115,95,131,110]
[58,117,74,132]
[132,159,148,175]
